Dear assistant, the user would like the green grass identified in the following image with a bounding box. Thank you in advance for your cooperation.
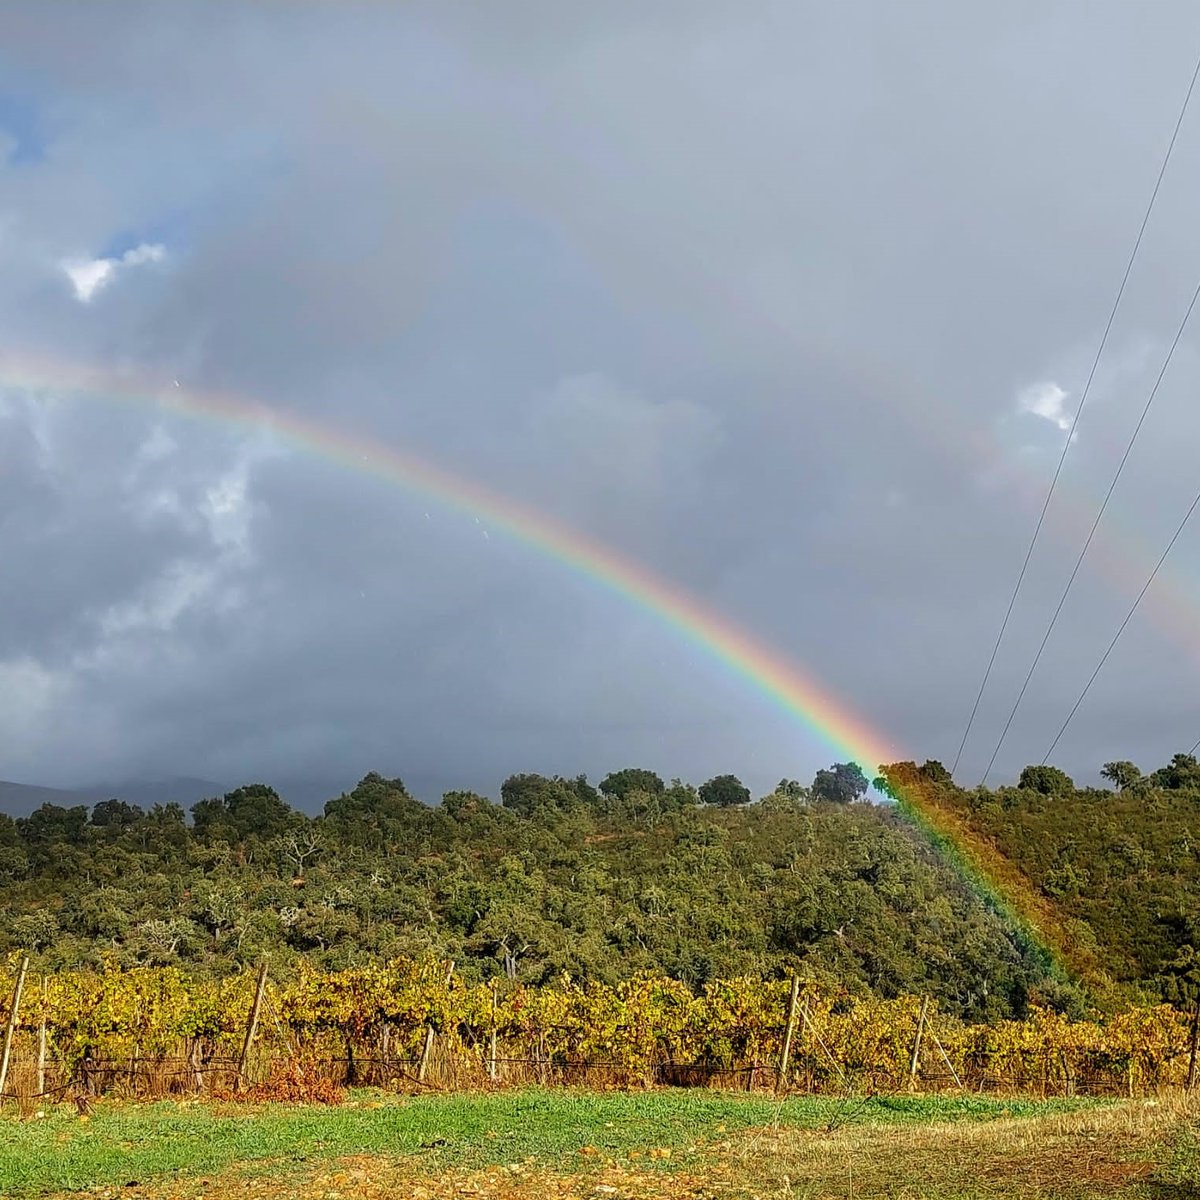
[0,1089,1101,1197]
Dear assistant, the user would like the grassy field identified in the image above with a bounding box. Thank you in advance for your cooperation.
[0,1089,1195,1199]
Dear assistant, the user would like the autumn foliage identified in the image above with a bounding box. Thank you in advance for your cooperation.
[1,954,1197,1103]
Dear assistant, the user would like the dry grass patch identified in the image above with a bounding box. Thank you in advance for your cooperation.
[706,1095,1200,1199]
[71,1154,723,1200]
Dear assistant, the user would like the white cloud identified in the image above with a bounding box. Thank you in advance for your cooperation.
[119,243,166,267]
[135,425,178,464]
[95,560,215,640]
[63,257,114,302]
[61,241,166,303]
[202,462,253,552]
[1017,380,1072,432]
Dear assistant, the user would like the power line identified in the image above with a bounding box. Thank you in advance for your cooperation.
[979,271,1200,784]
[949,46,1200,778]
[1041,487,1200,764]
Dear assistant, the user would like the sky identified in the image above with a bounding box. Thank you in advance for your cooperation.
[3,1,1200,804]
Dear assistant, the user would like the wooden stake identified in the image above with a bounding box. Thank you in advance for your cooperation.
[795,996,811,1090]
[36,977,47,1098]
[1187,996,1200,1092]
[803,1003,848,1089]
[777,977,801,1093]
[417,1025,436,1083]
[414,961,455,1086]
[930,1028,963,1090]
[0,955,29,1104]
[236,961,269,1090]
[488,981,499,1082]
[908,995,929,1088]
[1059,1049,1073,1097]
[190,1039,204,1092]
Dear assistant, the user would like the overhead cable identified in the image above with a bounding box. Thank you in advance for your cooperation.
[950,45,1200,779]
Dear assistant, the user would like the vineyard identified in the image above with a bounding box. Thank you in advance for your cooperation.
[1,955,1198,1109]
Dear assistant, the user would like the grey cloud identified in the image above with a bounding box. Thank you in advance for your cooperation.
[3,2,1200,799]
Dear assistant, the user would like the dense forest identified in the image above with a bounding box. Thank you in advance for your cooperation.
[879,755,1200,1008]
[1,755,1197,1022]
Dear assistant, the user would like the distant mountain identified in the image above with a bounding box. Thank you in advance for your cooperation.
[78,777,229,810]
[0,777,226,818]
[0,780,86,818]
[1,772,453,818]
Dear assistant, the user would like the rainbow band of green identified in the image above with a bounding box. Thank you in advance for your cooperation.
[1,350,1066,974]
[892,795,1070,983]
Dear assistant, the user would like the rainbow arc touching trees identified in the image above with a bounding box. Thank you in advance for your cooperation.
[1,350,1082,981]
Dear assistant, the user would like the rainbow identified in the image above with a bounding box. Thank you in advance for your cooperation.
[1,349,1074,979]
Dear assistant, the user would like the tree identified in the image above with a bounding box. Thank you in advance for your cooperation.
[190,795,235,842]
[1151,753,1200,791]
[760,780,809,811]
[224,784,294,840]
[9,907,60,950]
[141,802,190,858]
[1100,761,1142,792]
[570,775,601,808]
[599,769,665,802]
[1018,765,1074,796]
[91,798,144,828]
[663,779,699,810]
[440,790,492,820]
[920,760,953,784]
[191,785,294,843]
[18,803,89,847]
[279,823,323,878]
[0,846,27,882]
[323,773,425,849]
[698,774,750,807]
[499,774,583,817]
[872,761,923,801]
[811,762,869,805]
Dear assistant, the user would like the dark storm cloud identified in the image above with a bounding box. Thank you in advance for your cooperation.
[3,1,1200,799]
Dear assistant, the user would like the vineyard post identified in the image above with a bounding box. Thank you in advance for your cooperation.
[190,1039,204,1092]
[776,977,800,1094]
[930,1028,962,1090]
[908,995,929,1089]
[797,996,811,1090]
[0,954,29,1105]
[36,977,47,1098]
[488,980,499,1082]
[1187,996,1200,1092]
[237,960,269,1090]
[416,960,454,1085]
[417,1025,436,1083]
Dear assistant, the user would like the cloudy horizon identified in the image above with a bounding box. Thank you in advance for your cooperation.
[3,2,1200,801]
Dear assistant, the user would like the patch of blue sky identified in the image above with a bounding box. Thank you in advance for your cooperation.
[99,210,194,261]
[0,89,47,165]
